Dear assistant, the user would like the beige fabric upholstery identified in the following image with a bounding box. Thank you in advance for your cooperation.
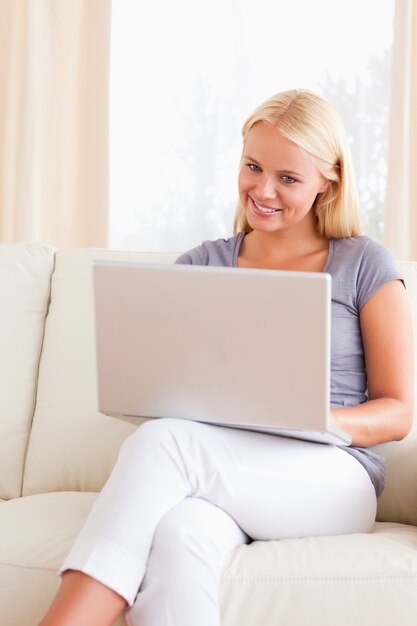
[0,244,55,499]
[1,491,417,626]
[220,522,417,626]
[23,249,178,496]
[0,492,125,626]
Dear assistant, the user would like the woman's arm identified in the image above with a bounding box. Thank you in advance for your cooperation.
[331,280,414,447]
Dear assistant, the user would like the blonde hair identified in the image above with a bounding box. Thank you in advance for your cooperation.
[233,89,361,239]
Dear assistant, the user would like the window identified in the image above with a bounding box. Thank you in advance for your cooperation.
[110,0,395,251]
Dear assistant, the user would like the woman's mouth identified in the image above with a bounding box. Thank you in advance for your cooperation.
[250,196,282,216]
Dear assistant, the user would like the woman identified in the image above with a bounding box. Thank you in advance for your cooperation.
[39,89,413,626]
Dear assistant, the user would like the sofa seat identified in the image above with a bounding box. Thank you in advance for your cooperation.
[2,491,417,626]
[221,521,417,625]
[0,492,126,626]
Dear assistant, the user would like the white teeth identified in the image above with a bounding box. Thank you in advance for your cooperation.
[253,199,279,213]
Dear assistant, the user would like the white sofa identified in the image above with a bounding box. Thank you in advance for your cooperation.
[1,243,417,626]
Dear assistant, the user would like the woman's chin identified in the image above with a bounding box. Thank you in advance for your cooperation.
[246,214,282,233]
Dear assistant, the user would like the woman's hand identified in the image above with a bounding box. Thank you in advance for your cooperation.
[330,280,413,447]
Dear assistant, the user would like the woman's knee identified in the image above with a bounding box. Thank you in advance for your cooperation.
[152,498,247,567]
[127,499,238,626]
[120,418,187,456]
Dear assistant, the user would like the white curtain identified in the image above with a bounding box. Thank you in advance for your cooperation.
[110,0,395,252]
[0,0,111,248]
[384,0,417,261]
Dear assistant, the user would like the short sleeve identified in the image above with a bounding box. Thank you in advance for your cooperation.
[356,239,404,310]
[175,245,206,265]
[174,235,243,267]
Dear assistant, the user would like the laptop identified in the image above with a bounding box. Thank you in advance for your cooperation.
[92,260,351,446]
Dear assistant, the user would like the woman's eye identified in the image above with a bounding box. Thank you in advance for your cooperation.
[282,175,296,184]
[247,163,261,173]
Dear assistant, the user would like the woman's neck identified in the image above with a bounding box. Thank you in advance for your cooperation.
[237,220,329,272]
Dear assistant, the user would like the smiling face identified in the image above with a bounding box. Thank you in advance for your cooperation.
[238,121,329,235]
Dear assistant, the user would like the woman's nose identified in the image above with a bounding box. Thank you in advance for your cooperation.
[257,176,277,200]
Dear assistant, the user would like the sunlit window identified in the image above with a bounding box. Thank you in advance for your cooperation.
[110,0,395,251]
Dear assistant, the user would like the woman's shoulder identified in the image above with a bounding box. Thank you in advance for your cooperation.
[332,234,392,257]
[331,235,400,270]
[330,235,403,310]
[175,233,244,266]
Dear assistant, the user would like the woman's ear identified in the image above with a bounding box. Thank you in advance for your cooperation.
[318,180,331,194]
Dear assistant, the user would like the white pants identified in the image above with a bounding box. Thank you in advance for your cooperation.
[61,418,377,626]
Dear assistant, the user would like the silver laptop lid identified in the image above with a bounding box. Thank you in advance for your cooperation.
[93,261,350,445]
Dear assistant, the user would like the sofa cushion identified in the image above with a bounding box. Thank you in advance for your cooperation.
[220,522,417,626]
[0,244,55,500]
[1,492,417,626]
[0,492,126,626]
[22,249,178,496]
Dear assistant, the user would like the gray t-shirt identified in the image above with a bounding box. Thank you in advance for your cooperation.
[176,233,404,497]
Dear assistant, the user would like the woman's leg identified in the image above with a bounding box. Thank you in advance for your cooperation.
[43,418,376,623]
[126,497,248,626]
[38,571,126,626]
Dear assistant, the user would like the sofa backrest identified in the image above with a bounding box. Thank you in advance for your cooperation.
[22,248,178,496]
[17,248,417,526]
[0,244,55,500]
